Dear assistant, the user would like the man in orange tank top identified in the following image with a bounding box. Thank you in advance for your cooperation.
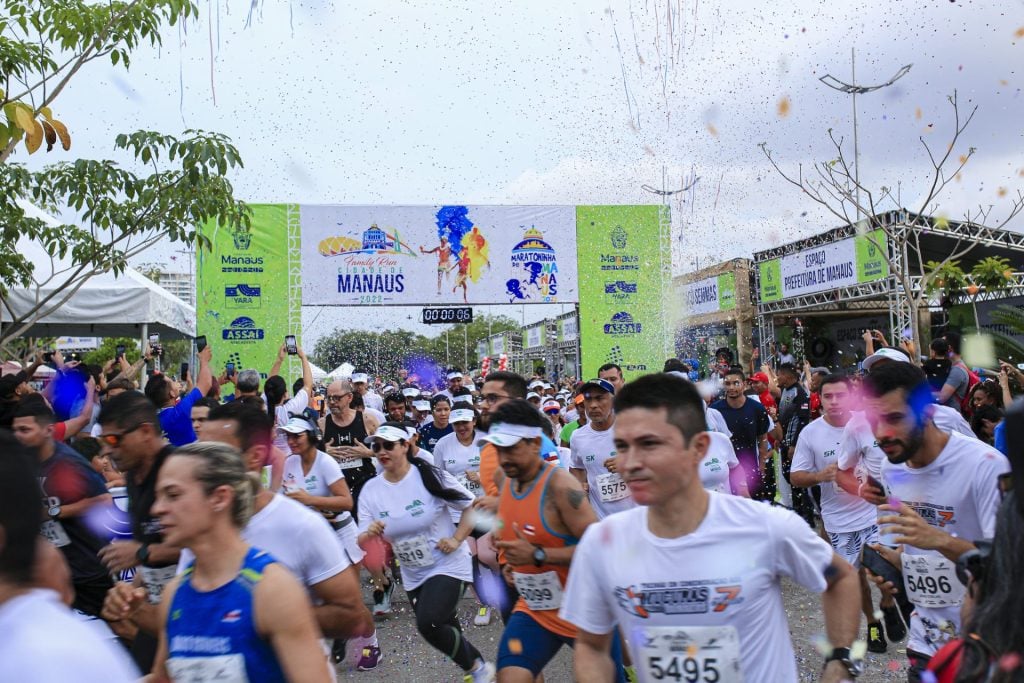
[484,400,627,683]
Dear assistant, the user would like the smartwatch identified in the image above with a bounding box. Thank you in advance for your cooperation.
[136,543,151,565]
[532,546,547,567]
[47,504,62,519]
[824,647,864,678]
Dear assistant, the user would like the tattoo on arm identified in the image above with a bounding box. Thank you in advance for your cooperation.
[568,488,585,510]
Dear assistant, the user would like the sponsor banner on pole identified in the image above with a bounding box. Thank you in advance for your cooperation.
[576,205,670,380]
[197,204,301,379]
[300,205,577,306]
[758,229,889,302]
[557,314,578,343]
[526,324,544,349]
[683,272,737,316]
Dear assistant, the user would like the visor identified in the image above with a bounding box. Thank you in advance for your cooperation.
[402,387,420,398]
[580,378,615,395]
[476,423,544,447]
[453,394,474,405]
[281,416,316,434]
[528,380,544,389]
[351,373,368,384]
[450,408,476,423]
[364,424,409,444]
[447,371,464,381]
[527,392,541,400]
[412,400,431,411]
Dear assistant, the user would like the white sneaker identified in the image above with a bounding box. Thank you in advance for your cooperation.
[473,606,492,626]
[464,661,496,683]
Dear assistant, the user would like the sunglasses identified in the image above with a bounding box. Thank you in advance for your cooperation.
[371,440,400,453]
[99,422,147,447]
[327,393,350,402]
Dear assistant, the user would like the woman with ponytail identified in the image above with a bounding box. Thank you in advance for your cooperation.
[357,422,496,682]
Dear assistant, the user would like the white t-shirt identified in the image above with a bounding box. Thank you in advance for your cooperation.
[373,449,435,475]
[560,496,834,683]
[357,466,474,590]
[791,417,877,533]
[0,590,140,682]
[880,432,1009,656]
[178,493,349,583]
[363,407,387,425]
[932,404,974,437]
[434,431,485,492]
[570,422,636,519]
[362,391,384,412]
[700,432,740,494]
[271,388,310,452]
[283,449,353,525]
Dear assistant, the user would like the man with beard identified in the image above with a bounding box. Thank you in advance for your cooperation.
[859,362,1008,682]
[711,369,771,500]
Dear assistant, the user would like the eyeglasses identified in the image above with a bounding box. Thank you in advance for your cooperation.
[371,440,400,453]
[481,393,510,404]
[99,423,147,447]
[327,393,350,402]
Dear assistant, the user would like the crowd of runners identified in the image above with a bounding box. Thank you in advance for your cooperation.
[0,332,1021,682]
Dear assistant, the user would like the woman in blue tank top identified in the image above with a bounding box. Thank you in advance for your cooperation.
[149,442,331,683]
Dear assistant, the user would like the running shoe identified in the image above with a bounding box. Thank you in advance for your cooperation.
[464,661,496,683]
[376,579,395,615]
[883,604,907,642]
[867,621,887,653]
[357,646,382,671]
[473,606,492,626]
[331,639,346,664]
[371,588,386,615]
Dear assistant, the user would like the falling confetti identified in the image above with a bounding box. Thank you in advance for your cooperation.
[706,123,719,137]
[915,107,923,119]
[777,96,791,118]
[1015,27,1024,39]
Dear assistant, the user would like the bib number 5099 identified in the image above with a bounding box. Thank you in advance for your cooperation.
[648,656,720,682]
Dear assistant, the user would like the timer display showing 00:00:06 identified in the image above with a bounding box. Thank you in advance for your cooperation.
[422,307,473,324]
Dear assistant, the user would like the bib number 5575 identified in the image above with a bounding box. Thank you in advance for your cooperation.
[648,656,720,682]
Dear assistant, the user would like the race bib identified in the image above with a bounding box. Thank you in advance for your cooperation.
[41,520,71,548]
[637,625,743,683]
[394,535,435,568]
[512,571,564,611]
[902,554,966,608]
[338,457,365,470]
[141,565,179,605]
[457,473,483,497]
[596,472,629,503]
[167,654,247,683]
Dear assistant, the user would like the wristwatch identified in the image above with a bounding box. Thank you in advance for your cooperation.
[532,546,547,567]
[47,504,61,519]
[824,647,864,678]
[136,543,151,565]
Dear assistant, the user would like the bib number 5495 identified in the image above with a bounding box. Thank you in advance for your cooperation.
[648,656,720,682]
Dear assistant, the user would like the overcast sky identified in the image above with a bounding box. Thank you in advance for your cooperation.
[23,0,1024,346]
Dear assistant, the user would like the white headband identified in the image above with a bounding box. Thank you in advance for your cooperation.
[447,371,464,381]
[450,408,475,422]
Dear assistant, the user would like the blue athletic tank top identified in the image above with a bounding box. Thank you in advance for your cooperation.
[166,547,286,682]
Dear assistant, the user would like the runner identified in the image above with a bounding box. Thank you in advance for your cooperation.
[12,397,114,618]
[420,235,452,294]
[559,394,586,447]
[486,399,627,682]
[710,368,772,501]
[148,442,331,682]
[597,363,625,394]
[569,379,634,520]
[320,379,380,521]
[437,368,465,401]
[357,422,495,682]
[351,371,385,415]
[560,373,863,683]
[0,432,140,681]
[434,406,496,626]
[700,430,750,496]
[857,362,1009,681]
[96,391,182,672]
[789,374,889,653]
[384,391,409,423]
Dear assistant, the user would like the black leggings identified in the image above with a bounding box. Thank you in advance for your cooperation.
[407,575,482,672]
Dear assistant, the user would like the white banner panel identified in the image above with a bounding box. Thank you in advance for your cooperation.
[301,205,578,306]
[526,325,544,348]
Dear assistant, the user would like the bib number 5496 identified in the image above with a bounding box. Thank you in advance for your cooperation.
[648,656,720,682]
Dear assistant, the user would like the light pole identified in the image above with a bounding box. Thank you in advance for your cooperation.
[820,51,911,217]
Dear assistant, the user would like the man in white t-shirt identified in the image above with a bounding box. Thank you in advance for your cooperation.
[570,378,635,520]
[858,362,1009,682]
[560,373,863,683]
[790,374,890,654]
[351,371,384,413]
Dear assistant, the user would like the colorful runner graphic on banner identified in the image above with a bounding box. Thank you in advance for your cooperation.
[300,205,578,306]
[197,204,301,380]
[576,205,670,380]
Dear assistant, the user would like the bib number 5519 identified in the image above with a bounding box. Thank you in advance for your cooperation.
[648,655,720,682]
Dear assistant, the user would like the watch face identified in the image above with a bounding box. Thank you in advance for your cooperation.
[48,505,60,518]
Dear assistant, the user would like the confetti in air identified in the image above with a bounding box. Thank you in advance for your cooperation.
[777,95,791,117]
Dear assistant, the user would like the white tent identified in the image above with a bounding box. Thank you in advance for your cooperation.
[1,203,196,340]
[327,362,354,379]
[309,362,329,381]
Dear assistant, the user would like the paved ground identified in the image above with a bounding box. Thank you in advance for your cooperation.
[337,574,910,682]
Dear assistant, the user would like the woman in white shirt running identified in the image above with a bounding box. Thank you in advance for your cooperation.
[280,415,363,565]
[434,408,497,626]
[357,423,496,683]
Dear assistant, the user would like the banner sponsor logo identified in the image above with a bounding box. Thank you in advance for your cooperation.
[224,284,261,308]
[604,280,638,303]
[759,230,888,302]
[683,273,736,316]
[603,311,642,335]
[221,316,264,341]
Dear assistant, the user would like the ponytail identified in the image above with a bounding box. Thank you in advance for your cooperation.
[408,451,469,503]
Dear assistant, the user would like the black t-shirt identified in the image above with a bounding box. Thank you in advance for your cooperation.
[39,443,111,584]
[710,398,769,459]
[127,444,177,568]
[323,411,376,506]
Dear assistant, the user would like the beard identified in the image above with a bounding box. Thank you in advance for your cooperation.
[879,423,926,465]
